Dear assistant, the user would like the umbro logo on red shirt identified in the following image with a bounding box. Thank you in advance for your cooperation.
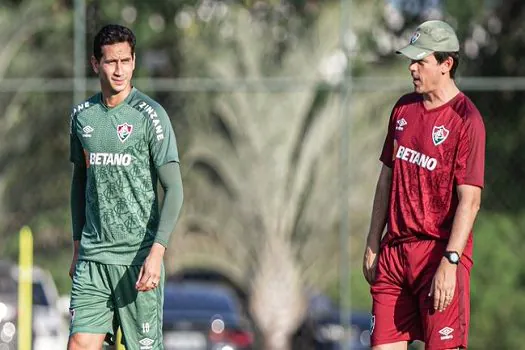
[438,327,454,340]
[396,118,408,131]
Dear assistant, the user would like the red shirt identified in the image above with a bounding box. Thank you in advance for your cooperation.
[380,92,485,264]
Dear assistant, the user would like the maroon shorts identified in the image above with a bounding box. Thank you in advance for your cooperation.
[370,240,470,349]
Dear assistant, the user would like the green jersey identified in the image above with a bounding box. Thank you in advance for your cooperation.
[69,87,179,265]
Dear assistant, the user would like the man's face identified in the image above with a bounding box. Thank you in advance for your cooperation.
[91,42,135,95]
[408,54,449,94]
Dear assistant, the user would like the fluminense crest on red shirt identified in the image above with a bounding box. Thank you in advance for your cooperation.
[432,125,449,146]
[117,123,133,143]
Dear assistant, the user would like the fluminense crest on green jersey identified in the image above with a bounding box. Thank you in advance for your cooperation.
[117,123,133,142]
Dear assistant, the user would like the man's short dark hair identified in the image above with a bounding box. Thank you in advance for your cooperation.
[93,24,136,61]
[434,51,460,79]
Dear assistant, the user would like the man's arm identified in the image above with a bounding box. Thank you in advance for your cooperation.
[69,163,86,278]
[366,164,392,246]
[71,164,86,241]
[154,161,184,248]
[446,184,481,256]
[431,107,485,312]
[430,184,481,312]
[136,161,183,291]
[363,164,392,284]
[449,111,484,254]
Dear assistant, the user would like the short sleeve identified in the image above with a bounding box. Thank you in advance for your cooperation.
[379,107,397,168]
[147,106,179,168]
[69,113,85,164]
[454,113,485,188]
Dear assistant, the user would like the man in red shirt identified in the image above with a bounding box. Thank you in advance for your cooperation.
[362,20,485,350]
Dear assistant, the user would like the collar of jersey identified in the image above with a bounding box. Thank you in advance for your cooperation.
[99,87,137,112]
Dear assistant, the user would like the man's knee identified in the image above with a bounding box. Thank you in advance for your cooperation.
[372,341,408,350]
[68,333,106,350]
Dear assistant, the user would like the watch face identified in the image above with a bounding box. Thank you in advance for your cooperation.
[448,252,460,263]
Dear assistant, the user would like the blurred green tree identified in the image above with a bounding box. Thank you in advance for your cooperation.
[167,1,398,347]
[0,0,72,249]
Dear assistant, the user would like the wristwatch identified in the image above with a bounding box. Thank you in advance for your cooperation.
[443,251,460,265]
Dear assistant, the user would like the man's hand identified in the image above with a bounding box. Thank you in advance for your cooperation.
[135,243,166,292]
[363,242,380,285]
[68,255,78,280]
[429,258,458,312]
[69,240,80,279]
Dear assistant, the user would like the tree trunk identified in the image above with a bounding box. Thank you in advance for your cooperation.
[262,333,292,350]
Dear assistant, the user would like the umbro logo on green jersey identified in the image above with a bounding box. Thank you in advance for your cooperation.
[139,337,154,349]
[82,125,94,138]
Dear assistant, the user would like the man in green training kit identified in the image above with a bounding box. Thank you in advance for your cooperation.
[67,24,183,350]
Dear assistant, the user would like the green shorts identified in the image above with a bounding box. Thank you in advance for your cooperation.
[69,260,165,349]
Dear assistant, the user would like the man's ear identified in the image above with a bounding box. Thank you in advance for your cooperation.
[441,56,454,75]
[91,55,99,74]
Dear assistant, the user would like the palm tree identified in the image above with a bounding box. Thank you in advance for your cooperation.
[166,2,399,348]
